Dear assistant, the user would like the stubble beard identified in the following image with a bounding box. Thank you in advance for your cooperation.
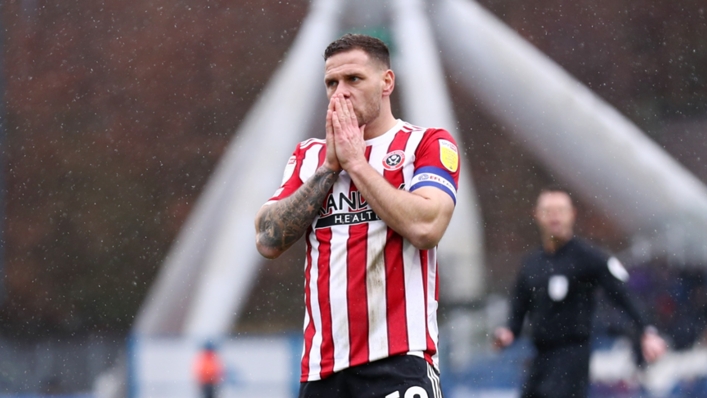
[357,100,381,128]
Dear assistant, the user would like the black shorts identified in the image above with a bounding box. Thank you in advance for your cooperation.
[298,355,443,398]
[521,342,591,398]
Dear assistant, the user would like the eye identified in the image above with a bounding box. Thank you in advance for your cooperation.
[326,80,337,88]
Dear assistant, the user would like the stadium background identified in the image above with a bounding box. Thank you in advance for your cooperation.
[0,0,706,396]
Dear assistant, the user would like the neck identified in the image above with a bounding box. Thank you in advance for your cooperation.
[363,103,398,140]
[542,234,572,254]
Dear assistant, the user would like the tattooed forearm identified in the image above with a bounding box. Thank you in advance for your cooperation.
[257,166,339,254]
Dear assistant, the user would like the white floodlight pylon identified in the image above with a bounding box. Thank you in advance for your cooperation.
[391,0,486,371]
[392,0,485,304]
[135,0,343,339]
[434,0,707,264]
[181,0,343,339]
[98,3,343,396]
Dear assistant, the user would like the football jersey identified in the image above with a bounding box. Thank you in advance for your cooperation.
[265,119,460,382]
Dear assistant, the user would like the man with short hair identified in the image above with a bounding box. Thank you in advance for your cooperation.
[255,33,459,397]
[494,186,667,398]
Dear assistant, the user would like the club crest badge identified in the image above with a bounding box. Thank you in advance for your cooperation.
[439,139,458,172]
[548,275,568,301]
[382,150,405,171]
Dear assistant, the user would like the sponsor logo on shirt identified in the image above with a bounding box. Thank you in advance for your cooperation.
[317,191,380,228]
[314,185,404,229]
[315,209,381,229]
[320,191,367,216]
[439,139,458,173]
[382,150,405,171]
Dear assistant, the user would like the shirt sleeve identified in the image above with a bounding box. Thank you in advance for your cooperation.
[409,128,460,205]
[508,267,532,337]
[265,143,308,205]
[595,253,648,332]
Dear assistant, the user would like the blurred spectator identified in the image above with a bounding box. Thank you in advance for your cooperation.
[193,341,223,398]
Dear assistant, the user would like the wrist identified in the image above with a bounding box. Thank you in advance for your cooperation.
[342,158,369,176]
[320,164,341,175]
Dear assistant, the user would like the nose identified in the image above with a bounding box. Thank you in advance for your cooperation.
[333,83,350,98]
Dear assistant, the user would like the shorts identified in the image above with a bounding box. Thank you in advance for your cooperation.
[298,354,443,398]
[521,342,591,398]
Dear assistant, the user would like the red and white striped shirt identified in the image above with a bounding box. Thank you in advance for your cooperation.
[265,120,460,382]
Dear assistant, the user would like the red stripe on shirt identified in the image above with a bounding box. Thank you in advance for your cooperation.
[421,250,436,362]
[318,144,327,169]
[385,229,407,355]
[347,145,373,366]
[271,143,307,202]
[301,234,316,380]
[347,191,369,366]
[316,228,335,378]
[301,147,330,381]
[384,130,411,355]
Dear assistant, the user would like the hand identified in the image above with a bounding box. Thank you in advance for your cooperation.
[330,95,366,171]
[493,327,514,350]
[641,329,667,363]
[324,98,341,172]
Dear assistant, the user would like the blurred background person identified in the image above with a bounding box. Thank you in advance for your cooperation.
[493,186,667,398]
[193,341,223,398]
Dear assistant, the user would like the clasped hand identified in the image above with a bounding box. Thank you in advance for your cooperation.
[324,94,367,172]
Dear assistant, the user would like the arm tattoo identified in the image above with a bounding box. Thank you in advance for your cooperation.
[258,166,338,252]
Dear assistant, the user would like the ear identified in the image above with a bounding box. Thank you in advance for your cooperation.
[382,69,395,96]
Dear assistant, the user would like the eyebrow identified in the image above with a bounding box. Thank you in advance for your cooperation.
[325,71,363,83]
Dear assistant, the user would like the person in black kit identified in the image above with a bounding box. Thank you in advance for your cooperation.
[493,186,667,398]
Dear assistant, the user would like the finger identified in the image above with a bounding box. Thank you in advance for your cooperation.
[345,98,357,125]
[339,97,351,125]
[331,107,346,136]
[326,111,336,142]
[328,94,339,116]
[332,110,342,132]
[336,96,349,122]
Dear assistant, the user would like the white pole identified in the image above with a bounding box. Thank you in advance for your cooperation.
[434,0,707,263]
[181,0,343,339]
[391,0,486,304]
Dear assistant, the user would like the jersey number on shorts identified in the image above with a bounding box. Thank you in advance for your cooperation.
[385,387,428,398]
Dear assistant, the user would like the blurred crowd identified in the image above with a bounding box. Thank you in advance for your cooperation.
[592,260,707,397]
[596,260,707,352]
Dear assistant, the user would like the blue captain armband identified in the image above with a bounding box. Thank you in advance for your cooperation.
[409,166,457,204]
